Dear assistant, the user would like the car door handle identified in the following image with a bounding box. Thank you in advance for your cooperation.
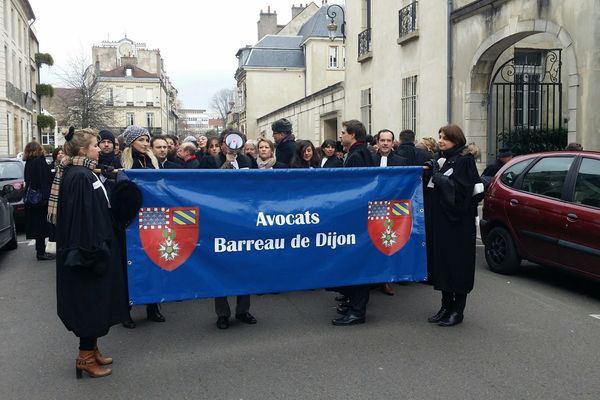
[510,199,519,206]
[567,213,578,221]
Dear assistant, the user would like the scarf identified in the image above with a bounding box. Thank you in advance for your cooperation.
[47,156,97,224]
[257,156,276,169]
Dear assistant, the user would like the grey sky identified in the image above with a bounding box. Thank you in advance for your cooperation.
[29,0,339,111]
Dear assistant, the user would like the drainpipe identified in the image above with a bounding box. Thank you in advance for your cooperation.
[446,0,453,123]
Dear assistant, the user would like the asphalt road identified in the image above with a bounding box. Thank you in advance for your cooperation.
[0,234,598,400]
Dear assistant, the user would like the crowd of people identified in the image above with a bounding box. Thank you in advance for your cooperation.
[22,118,488,379]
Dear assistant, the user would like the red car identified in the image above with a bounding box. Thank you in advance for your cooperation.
[480,150,600,281]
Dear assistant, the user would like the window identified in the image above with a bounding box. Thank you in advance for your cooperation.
[146,113,154,128]
[360,88,372,134]
[399,1,418,38]
[126,113,135,126]
[11,8,15,39]
[500,159,533,187]
[521,156,574,199]
[126,88,134,106]
[573,158,600,208]
[329,46,338,68]
[514,51,543,129]
[106,87,113,105]
[4,46,9,83]
[358,0,372,59]
[18,60,22,90]
[126,68,133,77]
[401,75,418,134]
[146,88,153,106]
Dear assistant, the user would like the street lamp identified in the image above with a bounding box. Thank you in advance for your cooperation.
[326,4,345,42]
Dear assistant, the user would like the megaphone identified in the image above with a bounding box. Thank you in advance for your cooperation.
[224,132,246,154]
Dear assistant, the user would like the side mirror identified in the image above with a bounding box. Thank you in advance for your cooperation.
[2,184,15,196]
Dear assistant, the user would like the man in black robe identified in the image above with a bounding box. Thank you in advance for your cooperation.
[372,129,409,167]
[396,129,431,166]
[151,136,181,169]
[332,119,375,326]
[272,118,296,167]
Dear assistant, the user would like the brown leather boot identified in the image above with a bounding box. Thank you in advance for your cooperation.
[75,350,112,379]
[94,346,113,366]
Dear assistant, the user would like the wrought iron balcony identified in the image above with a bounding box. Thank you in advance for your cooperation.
[358,28,372,59]
[399,1,418,38]
[6,82,33,110]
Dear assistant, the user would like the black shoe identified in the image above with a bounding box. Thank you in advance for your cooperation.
[146,304,165,322]
[427,307,449,323]
[332,313,366,326]
[235,312,257,324]
[36,253,55,261]
[334,295,348,302]
[336,303,349,315]
[438,312,464,327]
[216,316,229,329]
[122,317,136,329]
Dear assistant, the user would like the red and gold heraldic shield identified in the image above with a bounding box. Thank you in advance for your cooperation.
[138,207,199,271]
[367,200,413,256]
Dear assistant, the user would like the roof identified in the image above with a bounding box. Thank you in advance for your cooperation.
[97,65,159,78]
[242,35,304,69]
[298,5,345,42]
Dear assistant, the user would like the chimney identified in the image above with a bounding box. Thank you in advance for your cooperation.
[292,4,306,19]
[257,6,279,40]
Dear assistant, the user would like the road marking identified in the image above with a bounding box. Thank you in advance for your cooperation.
[27,240,35,246]
[590,314,600,320]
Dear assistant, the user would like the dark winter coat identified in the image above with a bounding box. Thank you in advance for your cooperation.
[159,159,182,169]
[396,142,431,166]
[56,166,128,338]
[24,155,53,239]
[217,153,256,169]
[275,138,296,167]
[425,145,483,294]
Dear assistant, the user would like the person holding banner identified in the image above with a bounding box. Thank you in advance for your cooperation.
[425,124,484,327]
[320,139,343,168]
[332,119,376,326]
[120,126,165,327]
[50,127,129,378]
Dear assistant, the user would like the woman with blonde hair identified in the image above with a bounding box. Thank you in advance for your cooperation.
[119,125,165,327]
[256,137,285,169]
[50,127,128,378]
[119,126,159,169]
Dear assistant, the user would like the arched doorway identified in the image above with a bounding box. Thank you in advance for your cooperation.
[464,20,578,164]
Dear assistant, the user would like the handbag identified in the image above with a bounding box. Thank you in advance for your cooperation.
[24,186,43,205]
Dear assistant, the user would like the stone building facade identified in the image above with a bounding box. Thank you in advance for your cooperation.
[343,0,598,166]
[234,2,345,141]
[0,0,39,156]
[93,37,178,136]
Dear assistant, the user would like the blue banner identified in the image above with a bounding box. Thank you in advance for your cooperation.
[125,167,427,305]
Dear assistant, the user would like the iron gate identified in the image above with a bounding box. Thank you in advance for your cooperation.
[488,49,563,157]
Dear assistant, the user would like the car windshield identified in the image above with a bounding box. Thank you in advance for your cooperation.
[0,162,23,180]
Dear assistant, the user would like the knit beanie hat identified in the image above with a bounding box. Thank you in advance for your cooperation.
[271,118,293,134]
[183,135,198,144]
[98,130,115,146]
[123,126,150,147]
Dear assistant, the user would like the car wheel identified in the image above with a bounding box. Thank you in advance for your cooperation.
[485,226,520,274]
[3,223,18,251]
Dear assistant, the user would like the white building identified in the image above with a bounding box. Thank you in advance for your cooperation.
[0,0,39,155]
[93,37,178,135]
[180,108,210,133]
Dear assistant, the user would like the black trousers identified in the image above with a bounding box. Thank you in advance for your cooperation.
[338,285,371,316]
[214,295,250,318]
[35,237,45,255]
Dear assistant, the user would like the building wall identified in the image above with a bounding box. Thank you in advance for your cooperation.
[452,0,600,156]
[277,3,320,36]
[304,38,345,96]
[244,68,305,138]
[0,0,38,156]
[256,84,345,145]
[344,0,448,138]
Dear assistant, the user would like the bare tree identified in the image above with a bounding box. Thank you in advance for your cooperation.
[55,53,115,129]
[210,88,234,128]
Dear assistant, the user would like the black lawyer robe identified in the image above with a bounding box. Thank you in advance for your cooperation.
[56,166,128,338]
[426,146,482,294]
[24,155,53,240]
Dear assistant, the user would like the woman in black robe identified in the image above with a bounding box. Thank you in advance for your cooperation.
[50,128,128,378]
[23,142,54,260]
[424,124,483,327]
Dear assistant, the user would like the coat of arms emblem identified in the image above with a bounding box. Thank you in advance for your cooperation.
[138,207,199,271]
[367,200,413,256]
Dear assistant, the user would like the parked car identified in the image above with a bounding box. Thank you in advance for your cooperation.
[0,159,25,224]
[480,150,600,281]
[0,184,18,251]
